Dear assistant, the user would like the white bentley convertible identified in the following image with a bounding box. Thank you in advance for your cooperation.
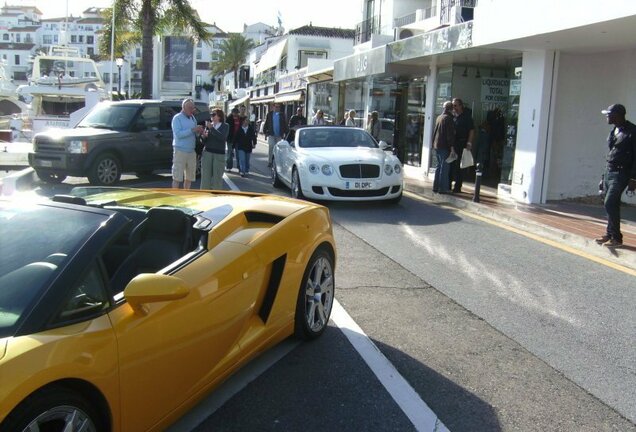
[271,126,403,203]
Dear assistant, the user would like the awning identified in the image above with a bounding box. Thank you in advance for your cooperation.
[228,95,249,109]
[255,40,288,75]
[250,96,275,105]
[274,90,304,103]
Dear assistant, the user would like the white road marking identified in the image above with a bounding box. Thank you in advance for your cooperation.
[331,299,449,432]
[223,173,239,191]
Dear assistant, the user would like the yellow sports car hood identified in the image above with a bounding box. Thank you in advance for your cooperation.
[70,187,317,218]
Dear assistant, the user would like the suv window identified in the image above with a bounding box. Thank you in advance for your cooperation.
[77,104,141,131]
[161,105,180,129]
[137,106,161,131]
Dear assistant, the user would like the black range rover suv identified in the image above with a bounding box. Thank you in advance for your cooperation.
[28,99,209,185]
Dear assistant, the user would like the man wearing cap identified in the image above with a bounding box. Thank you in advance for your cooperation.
[596,103,636,247]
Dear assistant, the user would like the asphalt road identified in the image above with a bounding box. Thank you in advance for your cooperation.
[19,141,636,431]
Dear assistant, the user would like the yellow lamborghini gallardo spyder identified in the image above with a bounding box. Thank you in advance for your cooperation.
[0,187,336,431]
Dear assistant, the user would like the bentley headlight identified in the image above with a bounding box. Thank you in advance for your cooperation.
[394,164,402,174]
[68,140,88,154]
[384,164,394,175]
[321,164,333,176]
[309,163,320,174]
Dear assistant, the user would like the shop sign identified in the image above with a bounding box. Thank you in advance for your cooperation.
[333,46,387,82]
[480,78,510,103]
[279,69,307,92]
[509,79,522,96]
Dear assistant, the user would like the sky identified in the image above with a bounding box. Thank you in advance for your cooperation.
[31,0,362,33]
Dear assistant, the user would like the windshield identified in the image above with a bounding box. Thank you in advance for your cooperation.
[298,128,379,149]
[0,202,107,337]
[77,104,140,131]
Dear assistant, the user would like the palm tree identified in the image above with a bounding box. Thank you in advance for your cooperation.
[100,0,211,99]
[212,33,255,89]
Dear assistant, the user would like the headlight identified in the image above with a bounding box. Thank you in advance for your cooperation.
[309,163,319,174]
[68,140,88,154]
[384,164,394,175]
[321,164,333,176]
[394,164,402,174]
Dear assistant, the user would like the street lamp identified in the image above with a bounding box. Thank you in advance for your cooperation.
[116,57,124,98]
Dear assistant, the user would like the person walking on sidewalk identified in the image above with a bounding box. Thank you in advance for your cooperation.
[200,108,229,190]
[226,107,241,171]
[171,98,203,189]
[311,109,326,125]
[289,106,307,128]
[596,103,636,248]
[432,101,456,194]
[450,97,475,193]
[234,116,256,177]
[264,103,288,167]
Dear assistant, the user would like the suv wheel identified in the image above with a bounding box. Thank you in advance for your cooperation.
[88,153,121,186]
[35,170,67,184]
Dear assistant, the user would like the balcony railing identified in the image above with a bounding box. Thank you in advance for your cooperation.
[355,15,381,45]
[394,13,416,28]
[393,5,438,28]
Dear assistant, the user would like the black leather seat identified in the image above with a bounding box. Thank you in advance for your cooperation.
[110,208,194,292]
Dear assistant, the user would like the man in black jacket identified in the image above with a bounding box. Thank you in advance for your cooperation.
[226,107,241,170]
[596,103,636,247]
[288,107,307,128]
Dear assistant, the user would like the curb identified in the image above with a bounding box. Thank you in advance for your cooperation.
[403,180,636,272]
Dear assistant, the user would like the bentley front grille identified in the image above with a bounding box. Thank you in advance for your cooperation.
[339,164,380,179]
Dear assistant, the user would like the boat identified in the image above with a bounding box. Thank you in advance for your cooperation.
[0,59,28,133]
[16,45,109,136]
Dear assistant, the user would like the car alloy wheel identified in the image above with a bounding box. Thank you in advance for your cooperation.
[291,168,304,199]
[89,153,121,186]
[271,158,283,188]
[24,405,98,431]
[3,387,104,432]
[295,246,335,339]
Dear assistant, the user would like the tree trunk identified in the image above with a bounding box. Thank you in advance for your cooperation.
[141,0,155,99]
[233,68,238,90]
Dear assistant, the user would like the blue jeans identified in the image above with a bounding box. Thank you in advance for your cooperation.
[238,150,251,174]
[603,169,629,242]
[433,148,450,193]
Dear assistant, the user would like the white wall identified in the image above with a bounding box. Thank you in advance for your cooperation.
[546,48,636,201]
[286,35,353,70]
[473,0,636,46]
[511,50,556,203]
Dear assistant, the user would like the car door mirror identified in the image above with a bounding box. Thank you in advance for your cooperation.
[378,140,391,151]
[124,273,190,315]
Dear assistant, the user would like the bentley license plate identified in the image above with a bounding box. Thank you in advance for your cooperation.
[38,160,53,167]
[346,181,374,190]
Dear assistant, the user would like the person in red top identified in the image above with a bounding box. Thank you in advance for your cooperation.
[226,107,242,171]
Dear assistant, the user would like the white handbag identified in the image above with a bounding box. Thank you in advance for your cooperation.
[460,149,474,169]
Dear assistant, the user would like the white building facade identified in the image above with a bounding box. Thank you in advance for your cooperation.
[332,0,636,204]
